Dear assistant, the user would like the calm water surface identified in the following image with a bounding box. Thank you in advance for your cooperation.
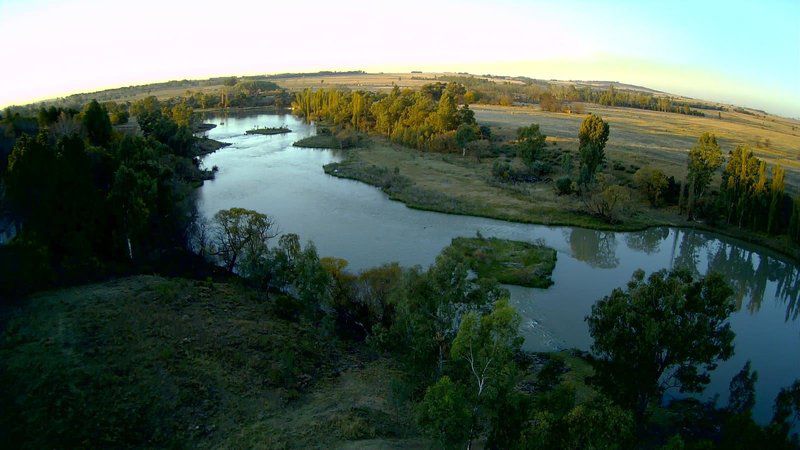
[197,112,799,424]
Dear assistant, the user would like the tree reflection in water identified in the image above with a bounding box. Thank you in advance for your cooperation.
[566,228,619,268]
[625,227,670,255]
[670,229,799,322]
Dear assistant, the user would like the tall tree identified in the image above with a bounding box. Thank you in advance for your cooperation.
[515,124,547,169]
[577,113,610,187]
[767,164,786,234]
[685,132,723,218]
[728,360,758,415]
[81,100,112,147]
[586,268,735,420]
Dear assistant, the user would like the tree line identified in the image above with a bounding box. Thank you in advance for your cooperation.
[0,97,215,297]
[439,75,706,116]
[291,83,484,152]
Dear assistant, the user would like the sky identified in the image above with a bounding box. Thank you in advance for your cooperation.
[1,0,799,117]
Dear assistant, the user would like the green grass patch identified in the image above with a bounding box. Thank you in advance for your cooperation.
[443,236,557,288]
[293,135,343,149]
[245,126,291,135]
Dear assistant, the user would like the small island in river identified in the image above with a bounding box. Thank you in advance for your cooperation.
[245,126,291,135]
[443,236,557,288]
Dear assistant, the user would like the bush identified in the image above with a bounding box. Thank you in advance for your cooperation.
[492,160,513,181]
[634,167,669,206]
[556,177,573,195]
[531,161,552,177]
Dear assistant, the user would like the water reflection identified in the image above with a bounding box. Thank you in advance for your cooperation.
[625,227,669,255]
[666,230,800,322]
[566,228,619,268]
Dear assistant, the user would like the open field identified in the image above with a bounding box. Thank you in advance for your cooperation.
[473,104,800,192]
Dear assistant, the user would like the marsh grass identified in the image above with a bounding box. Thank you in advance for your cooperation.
[444,236,557,288]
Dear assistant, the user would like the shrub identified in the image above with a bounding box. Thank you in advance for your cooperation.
[531,161,552,177]
[556,177,573,195]
[492,160,513,181]
[634,167,669,206]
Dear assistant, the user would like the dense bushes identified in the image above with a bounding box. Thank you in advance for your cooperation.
[0,98,210,298]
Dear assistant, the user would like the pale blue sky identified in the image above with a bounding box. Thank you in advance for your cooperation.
[1,0,798,116]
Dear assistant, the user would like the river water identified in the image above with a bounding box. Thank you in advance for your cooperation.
[197,112,799,425]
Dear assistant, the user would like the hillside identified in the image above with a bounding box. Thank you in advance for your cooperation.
[0,276,423,449]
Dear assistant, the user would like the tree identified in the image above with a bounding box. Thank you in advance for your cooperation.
[634,167,669,206]
[578,114,610,186]
[455,123,477,156]
[450,298,523,448]
[521,395,634,449]
[515,124,547,169]
[771,379,800,443]
[767,164,786,234]
[790,196,800,244]
[209,207,277,272]
[586,268,735,420]
[686,133,723,214]
[418,376,473,449]
[434,92,458,132]
[582,176,631,223]
[728,361,758,415]
[4,133,58,234]
[108,165,156,260]
[81,100,112,147]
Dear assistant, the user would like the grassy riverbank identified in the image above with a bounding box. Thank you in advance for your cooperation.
[443,236,557,288]
[323,138,800,262]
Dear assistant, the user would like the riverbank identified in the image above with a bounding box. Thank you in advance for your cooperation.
[323,138,800,262]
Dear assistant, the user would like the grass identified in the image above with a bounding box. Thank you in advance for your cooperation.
[0,276,422,449]
[245,126,291,135]
[293,135,343,149]
[443,236,557,288]
[323,137,800,262]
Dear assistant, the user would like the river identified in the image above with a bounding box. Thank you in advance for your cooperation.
[197,112,799,425]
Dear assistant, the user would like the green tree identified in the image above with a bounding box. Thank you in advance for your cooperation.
[586,268,735,420]
[209,207,277,272]
[771,380,800,443]
[521,395,634,449]
[434,92,458,132]
[455,123,477,156]
[418,376,473,449]
[767,164,786,234]
[81,100,112,147]
[515,124,547,169]
[728,361,757,415]
[577,113,610,186]
[4,133,58,234]
[450,299,523,447]
[108,165,156,260]
[634,167,669,206]
[790,196,800,244]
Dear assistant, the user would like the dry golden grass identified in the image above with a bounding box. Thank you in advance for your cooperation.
[473,104,800,192]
